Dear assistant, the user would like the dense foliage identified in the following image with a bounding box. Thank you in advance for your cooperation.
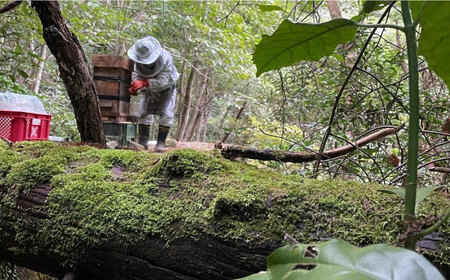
[0,0,448,184]
[0,0,449,278]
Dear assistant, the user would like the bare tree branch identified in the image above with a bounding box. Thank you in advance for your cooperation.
[429,166,450,174]
[0,0,22,14]
[220,124,404,163]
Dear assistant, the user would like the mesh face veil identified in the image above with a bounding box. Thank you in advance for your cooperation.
[136,56,163,75]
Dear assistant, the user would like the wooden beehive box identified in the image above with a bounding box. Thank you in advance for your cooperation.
[92,55,134,122]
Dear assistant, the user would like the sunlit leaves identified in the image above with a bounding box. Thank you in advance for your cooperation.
[238,239,445,280]
[253,19,357,76]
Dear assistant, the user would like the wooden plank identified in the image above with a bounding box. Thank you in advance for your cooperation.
[118,100,130,116]
[95,80,120,96]
[92,54,134,71]
[99,100,118,116]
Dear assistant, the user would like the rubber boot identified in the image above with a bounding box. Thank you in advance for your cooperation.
[138,124,151,150]
[155,125,170,153]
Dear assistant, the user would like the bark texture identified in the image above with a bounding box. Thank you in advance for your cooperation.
[0,143,448,279]
[0,185,268,280]
[32,1,106,146]
[0,0,22,14]
[326,0,342,19]
[176,61,199,141]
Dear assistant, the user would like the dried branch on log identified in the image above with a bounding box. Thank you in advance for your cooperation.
[429,166,450,174]
[220,124,404,163]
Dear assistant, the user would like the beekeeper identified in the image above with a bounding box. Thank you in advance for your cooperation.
[127,36,179,152]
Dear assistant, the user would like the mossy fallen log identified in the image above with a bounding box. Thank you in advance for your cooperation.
[0,141,448,279]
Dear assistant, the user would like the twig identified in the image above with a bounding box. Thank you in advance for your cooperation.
[312,2,395,177]
[284,233,299,245]
[0,137,13,147]
[300,0,324,22]
[278,70,287,150]
[408,209,450,246]
[356,67,409,113]
[429,166,450,174]
[391,157,450,184]
[218,0,240,27]
[383,140,450,181]
[330,133,385,182]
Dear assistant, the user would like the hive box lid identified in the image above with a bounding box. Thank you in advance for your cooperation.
[92,54,134,71]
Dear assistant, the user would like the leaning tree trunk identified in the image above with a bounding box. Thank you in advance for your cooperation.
[0,185,268,279]
[31,1,106,146]
[0,143,448,279]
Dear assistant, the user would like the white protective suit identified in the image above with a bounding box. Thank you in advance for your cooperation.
[132,48,179,127]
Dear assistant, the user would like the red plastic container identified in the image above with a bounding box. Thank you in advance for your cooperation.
[0,110,51,142]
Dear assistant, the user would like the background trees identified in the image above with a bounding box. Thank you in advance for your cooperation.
[0,0,449,278]
[0,0,448,183]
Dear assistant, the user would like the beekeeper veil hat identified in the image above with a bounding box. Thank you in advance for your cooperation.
[127,36,162,65]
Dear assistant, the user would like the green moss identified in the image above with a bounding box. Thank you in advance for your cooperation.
[6,156,65,192]
[84,148,157,170]
[0,142,448,270]
[148,149,228,178]
[0,148,23,179]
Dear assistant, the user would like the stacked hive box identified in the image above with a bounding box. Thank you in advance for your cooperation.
[92,54,137,146]
[92,54,134,122]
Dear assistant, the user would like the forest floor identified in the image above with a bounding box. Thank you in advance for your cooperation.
[147,141,216,152]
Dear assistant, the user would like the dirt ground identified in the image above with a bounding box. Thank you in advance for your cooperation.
[147,141,216,152]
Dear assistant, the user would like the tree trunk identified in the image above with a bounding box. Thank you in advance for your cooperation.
[33,44,48,94]
[201,102,212,142]
[176,61,198,141]
[0,186,267,280]
[326,0,342,19]
[185,70,208,142]
[175,60,186,114]
[31,1,106,146]
[0,143,448,279]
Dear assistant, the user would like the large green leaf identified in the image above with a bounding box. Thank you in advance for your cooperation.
[239,239,444,280]
[258,5,285,12]
[253,19,357,76]
[379,186,443,209]
[411,1,450,89]
[359,1,389,15]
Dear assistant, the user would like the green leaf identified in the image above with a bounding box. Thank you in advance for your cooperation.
[258,5,284,12]
[360,1,388,15]
[411,1,450,89]
[17,69,28,79]
[267,244,309,279]
[242,239,444,280]
[378,186,442,208]
[253,19,357,76]
[332,53,344,63]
